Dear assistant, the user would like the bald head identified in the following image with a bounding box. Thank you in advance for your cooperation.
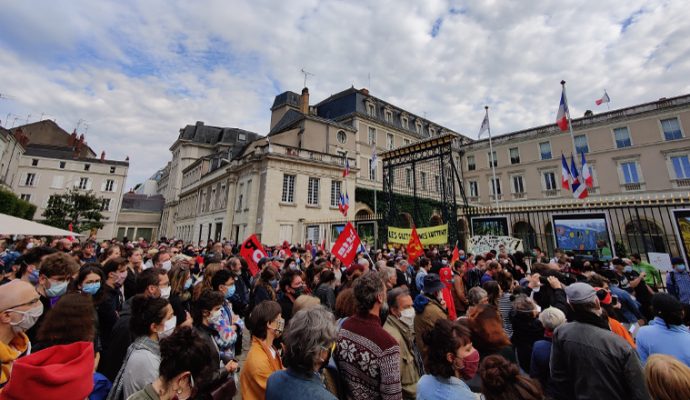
[0,280,38,312]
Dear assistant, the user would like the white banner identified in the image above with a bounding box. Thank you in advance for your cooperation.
[469,235,523,255]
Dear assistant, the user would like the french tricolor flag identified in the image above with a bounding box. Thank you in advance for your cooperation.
[556,88,570,132]
[561,154,571,190]
[581,152,593,188]
[570,154,588,199]
[343,158,350,178]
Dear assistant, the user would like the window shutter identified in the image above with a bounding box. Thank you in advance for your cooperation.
[86,179,92,190]
[101,181,106,191]
[19,173,26,187]
[112,181,118,193]
[34,174,40,186]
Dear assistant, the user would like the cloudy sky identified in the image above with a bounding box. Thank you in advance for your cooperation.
[1,0,689,188]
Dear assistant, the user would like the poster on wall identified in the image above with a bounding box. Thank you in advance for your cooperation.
[551,213,614,259]
[470,216,510,236]
[469,235,523,255]
[671,209,690,265]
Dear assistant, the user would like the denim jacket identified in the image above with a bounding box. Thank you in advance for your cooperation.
[416,374,477,400]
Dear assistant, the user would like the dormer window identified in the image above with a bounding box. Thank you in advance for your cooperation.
[367,103,376,117]
[401,117,409,129]
[238,133,246,141]
[384,110,393,123]
[429,127,436,137]
[416,121,422,134]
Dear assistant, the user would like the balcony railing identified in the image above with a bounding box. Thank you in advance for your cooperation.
[623,183,642,191]
[261,144,352,167]
[543,189,559,197]
[513,192,526,200]
[675,179,690,187]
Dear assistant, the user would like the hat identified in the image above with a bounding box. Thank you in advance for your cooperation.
[1,341,94,400]
[345,263,365,276]
[652,293,683,314]
[422,273,445,293]
[565,282,597,304]
[594,287,612,305]
[671,257,685,265]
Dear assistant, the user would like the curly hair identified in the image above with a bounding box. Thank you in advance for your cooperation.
[36,293,96,346]
[39,252,80,278]
[353,272,384,314]
[480,355,544,400]
[282,306,337,374]
[423,319,472,378]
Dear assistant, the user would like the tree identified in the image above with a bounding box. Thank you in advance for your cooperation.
[42,188,104,233]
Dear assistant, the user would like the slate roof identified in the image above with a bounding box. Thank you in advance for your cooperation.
[271,91,301,111]
[268,109,355,137]
[178,121,262,147]
[120,193,164,212]
[23,144,129,166]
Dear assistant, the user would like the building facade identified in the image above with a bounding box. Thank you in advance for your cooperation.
[8,120,129,239]
[115,192,165,242]
[0,126,26,189]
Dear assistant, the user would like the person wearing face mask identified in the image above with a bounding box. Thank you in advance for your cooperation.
[241,300,284,400]
[128,327,214,400]
[383,287,423,399]
[0,280,42,389]
[11,246,57,284]
[210,270,243,364]
[413,273,448,362]
[278,270,305,324]
[667,257,690,305]
[108,295,175,400]
[191,290,239,398]
[266,306,338,400]
[124,249,145,300]
[153,251,172,272]
[168,265,193,328]
[313,270,337,312]
[417,319,478,400]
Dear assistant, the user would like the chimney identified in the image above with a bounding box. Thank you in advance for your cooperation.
[300,88,309,114]
[361,88,370,96]
[100,151,105,160]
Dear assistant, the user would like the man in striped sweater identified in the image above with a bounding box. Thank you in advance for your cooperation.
[335,272,402,400]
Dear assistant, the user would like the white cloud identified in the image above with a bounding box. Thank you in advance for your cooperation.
[0,0,689,188]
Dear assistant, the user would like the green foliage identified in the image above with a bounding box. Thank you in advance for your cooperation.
[42,188,104,233]
[0,188,36,220]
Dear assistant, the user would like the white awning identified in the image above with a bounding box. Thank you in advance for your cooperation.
[0,213,84,236]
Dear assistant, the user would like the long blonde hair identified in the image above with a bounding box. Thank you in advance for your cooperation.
[645,354,690,400]
[193,263,223,300]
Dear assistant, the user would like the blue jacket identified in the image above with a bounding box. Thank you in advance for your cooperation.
[636,317,690,366]
[266,368,336,400]
[416,375,476,400]
[609,286,643,323]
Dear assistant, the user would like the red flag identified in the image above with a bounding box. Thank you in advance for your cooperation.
[281,241,292,258]
[240,234,268,276]
[331,222,361,266]
[407,227,424,262]
[67,223,74,242]
[450,244,459,266]
[439,267,457,320]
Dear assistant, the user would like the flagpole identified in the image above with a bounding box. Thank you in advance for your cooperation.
[605,89,610,111]
[485,106,499,208]
[561,81,578,158]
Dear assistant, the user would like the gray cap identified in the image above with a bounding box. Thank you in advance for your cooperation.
[565,282,597,304]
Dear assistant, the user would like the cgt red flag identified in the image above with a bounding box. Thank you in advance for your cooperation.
[240,234,268,276]
[331,222,361,266]
[450,244,460,266]
[407,227,424,262]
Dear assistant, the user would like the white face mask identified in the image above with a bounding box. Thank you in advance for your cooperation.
[158,316,177,339]
[399,307,415,328]
[9,304,44,333]
[160,286,171,299]
[161,260,172,271]
[208,309,222,324]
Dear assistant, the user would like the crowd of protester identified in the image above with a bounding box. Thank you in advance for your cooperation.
[1,234,690,399]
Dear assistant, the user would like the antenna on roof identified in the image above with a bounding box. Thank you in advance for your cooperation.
[368,72,371,91]
[76,119,86,133]
[300,68,315,88]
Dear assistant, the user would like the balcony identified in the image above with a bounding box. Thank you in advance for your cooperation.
[489,194,503,201]
[512,192,526,200]
[623,183,642,191]
[257,143,353,168]
[543,189,559,197]
[674,179,690,188]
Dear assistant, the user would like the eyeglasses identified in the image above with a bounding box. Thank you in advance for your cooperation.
[2,297,40,313]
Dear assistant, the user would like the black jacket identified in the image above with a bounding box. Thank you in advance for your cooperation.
[510,311,544,372]
[97,297,133,381]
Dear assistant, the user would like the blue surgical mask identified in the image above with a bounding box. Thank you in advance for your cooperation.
[184,277,193,290]
[269,279,278,289]
[676,264,687,272]
[623,266,633,273]
[225,285,236,299]
[28,269,40,284]
[46,280,68,298]
[82,282,101,295]
[459,256,466,261]
[289,263,298,271]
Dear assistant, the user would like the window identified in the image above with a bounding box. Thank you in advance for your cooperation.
[367,103,376,117]
[308,177,320,206]
[51,175,64,189]
[337,130,347,144]
[20,194,31,201]
[100,198,111,212]
[31,159,38,166]
[236,184,244,210]
[416,122,422,134]
[544,172,557,191]
[245,180,252,210]
[469,181,479,197]
[574,135,589,154]
[613,127,632,148]
[105,179,115,192]
[60,161,66,169]
[490,178,501,195]
[281,175,295,203]
[238,133,246,141]
[402,117,408,129]
[509,148,520,164]
[406,169,412,188]
[488,151,497,167]
[306,225,320,243]
[110,166,116,173]
[330,181,342,207]
[429,127,436,136]
[539,142,552,160]
[420,172,427,190]
[404,139,410,146]
[467,155,476,171]
[385,110,393,122]
[78,177,89,190]
[369,159,376,180]
[512,176,525,193]
[84,164,90,171]
[671,155,690,179]
[621,162,640,184]
[387,133,394,150]
[435,175,440,192]
[24,173,36,186]
[661,117,682,140]
[368,127,376,145]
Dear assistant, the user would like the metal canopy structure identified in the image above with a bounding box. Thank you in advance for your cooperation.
[380,133,467,245]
